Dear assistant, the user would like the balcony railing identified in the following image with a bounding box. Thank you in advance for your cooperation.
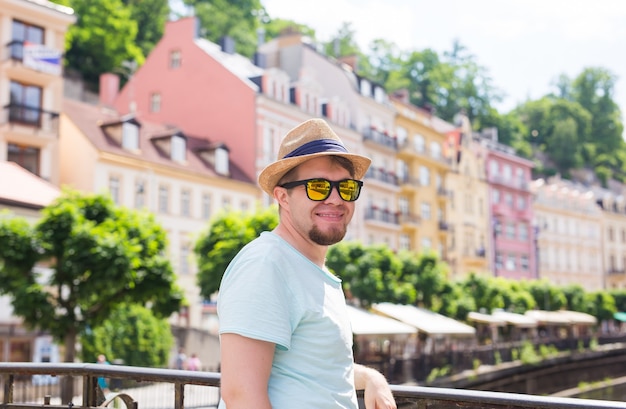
[364,207,400,225]
[365,167,399,186]
[362,127,398,150]
[1,104,60,134]
[2,363,626,409]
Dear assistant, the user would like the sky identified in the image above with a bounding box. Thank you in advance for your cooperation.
[262,0,626,122]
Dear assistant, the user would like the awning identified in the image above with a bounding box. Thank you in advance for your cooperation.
[614,312,626,322]
[372,303,476,337]
[347,305,416,336]
[492,310,538,328]
[468,311,507,326]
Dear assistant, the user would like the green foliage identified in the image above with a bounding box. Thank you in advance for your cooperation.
[519,341,540,365]
[194,206,278,300]
[81,303,173,367]
[53,0,145,87]
[426,365,450,383]
[184,0,267,57]
[0,189,183,363]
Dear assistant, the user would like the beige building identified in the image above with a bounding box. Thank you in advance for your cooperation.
[59,98,260,342]
[593,186,626,289]
[445,114,491,280]
[391,92,452,257]
[532,178,603,290]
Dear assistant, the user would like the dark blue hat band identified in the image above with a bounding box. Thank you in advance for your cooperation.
[284,139,348,159]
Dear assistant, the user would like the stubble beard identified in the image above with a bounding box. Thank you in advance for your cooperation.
[309,224,347,246]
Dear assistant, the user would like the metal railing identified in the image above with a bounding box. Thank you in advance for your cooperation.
[2,363,626,409]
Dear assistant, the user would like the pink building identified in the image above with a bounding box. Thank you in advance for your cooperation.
[481,128,536,280]
[110,17,261,181]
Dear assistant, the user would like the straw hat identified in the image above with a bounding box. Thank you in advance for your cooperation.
[258,118,371,196]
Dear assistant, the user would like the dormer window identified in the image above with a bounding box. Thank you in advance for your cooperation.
[360,79,371,97]
[215,146,229,175]
[122,121,139,150]
[171,134,186,162]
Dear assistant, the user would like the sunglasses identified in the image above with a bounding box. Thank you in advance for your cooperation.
[279,178,363,202]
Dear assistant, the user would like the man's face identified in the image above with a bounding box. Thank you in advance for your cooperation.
[281,156,356,246]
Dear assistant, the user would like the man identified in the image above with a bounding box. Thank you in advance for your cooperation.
[217,118,397,409]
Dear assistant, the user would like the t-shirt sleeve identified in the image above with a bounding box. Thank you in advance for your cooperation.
[217,250,296,350]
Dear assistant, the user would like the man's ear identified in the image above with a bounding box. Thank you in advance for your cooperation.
[273,186,289,207]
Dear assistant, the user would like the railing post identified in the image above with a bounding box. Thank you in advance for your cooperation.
[174,382,184,409]
[3,374,14,403]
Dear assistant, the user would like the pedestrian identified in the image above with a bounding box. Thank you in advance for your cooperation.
[96,354,110,394]
[175,347,187,370]
[217,118,397,409]
[187,353,202,371]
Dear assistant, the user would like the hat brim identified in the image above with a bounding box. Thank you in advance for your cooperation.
[258,152,371,197]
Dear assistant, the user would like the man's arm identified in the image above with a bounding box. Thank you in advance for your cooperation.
[354,363,397,409]
[220,333,275,409]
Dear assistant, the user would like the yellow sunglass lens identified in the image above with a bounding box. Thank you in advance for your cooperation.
[307,180,331,200]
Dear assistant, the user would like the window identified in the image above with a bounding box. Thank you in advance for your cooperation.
[109,176,120,204]
[215,146,229,175]
[399,196,409,215]
[150,93,161,113]
[11,20,44,60]
[240,200,249,213]
[135,180,146,208]
[519,223,528,241]
[122,122,139,150]
[517,195,526,210]
[181,189,191,217]
[222,196,231,209]
[9,81,42,125]
[396,126,408,146]
[202,193,212,220]
[413,134,425,153]
[520,254,529,271]
[492,189,500,204]
[505,222,515,238]
[489,160,498,177]
[420,202,431,220]
[505,254,516,270]
[495,253,503,270]
[170,50,181,69]
[8,143,39,175]
[430,141,441,159]
[399,234,411,251]
[421,237,432,250]
[419,166,430,186]
[180,242,190,275]
[503,164,512,180]
[504,193,513,207]
[158,185,169,213]
[171,134,186,162]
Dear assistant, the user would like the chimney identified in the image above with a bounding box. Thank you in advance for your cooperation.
[393,89,410,104]
[219,36,235,54]
[99,73,120,107]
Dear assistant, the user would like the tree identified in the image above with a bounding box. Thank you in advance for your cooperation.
[0,190,183,402]
[123,0,170,58]
[51,0,145,88]
[183,0,267,57]
[195,206,278,300]
[81,303,174,368]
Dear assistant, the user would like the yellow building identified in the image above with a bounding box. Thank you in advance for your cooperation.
[444,113,490,279]
[391,92,451,257]
[593,186,626,289]
[532,178,603,290]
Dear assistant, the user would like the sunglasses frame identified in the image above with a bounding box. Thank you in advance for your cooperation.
[279,178,363,202]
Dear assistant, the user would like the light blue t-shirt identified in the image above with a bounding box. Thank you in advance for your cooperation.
[217,231,357,409]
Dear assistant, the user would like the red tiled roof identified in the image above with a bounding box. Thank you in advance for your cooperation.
[0,161,60,209]
[62,98,255,184]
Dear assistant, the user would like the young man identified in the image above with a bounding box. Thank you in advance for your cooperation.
[217,118,397,409]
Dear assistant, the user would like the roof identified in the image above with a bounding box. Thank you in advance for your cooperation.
[467,311,507,326]
[62,98,255,184]
[0,161,60,209]
[492,310,538,328]
[372,303,476,337]
[347,305,416,336]
[524,310,597,325]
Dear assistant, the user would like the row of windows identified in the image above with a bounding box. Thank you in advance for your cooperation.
[108,176,250,218]
[495,252,530,271]
[495,221,530,241]
[492,189,528,210]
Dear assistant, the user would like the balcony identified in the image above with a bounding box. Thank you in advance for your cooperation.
[365,167,399,187]
[1,104,60,136]
[398,212,420,225]
[362,126,397,151]
[5,40,63,76]
[364,206,400,225]
[1,363,626,409]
